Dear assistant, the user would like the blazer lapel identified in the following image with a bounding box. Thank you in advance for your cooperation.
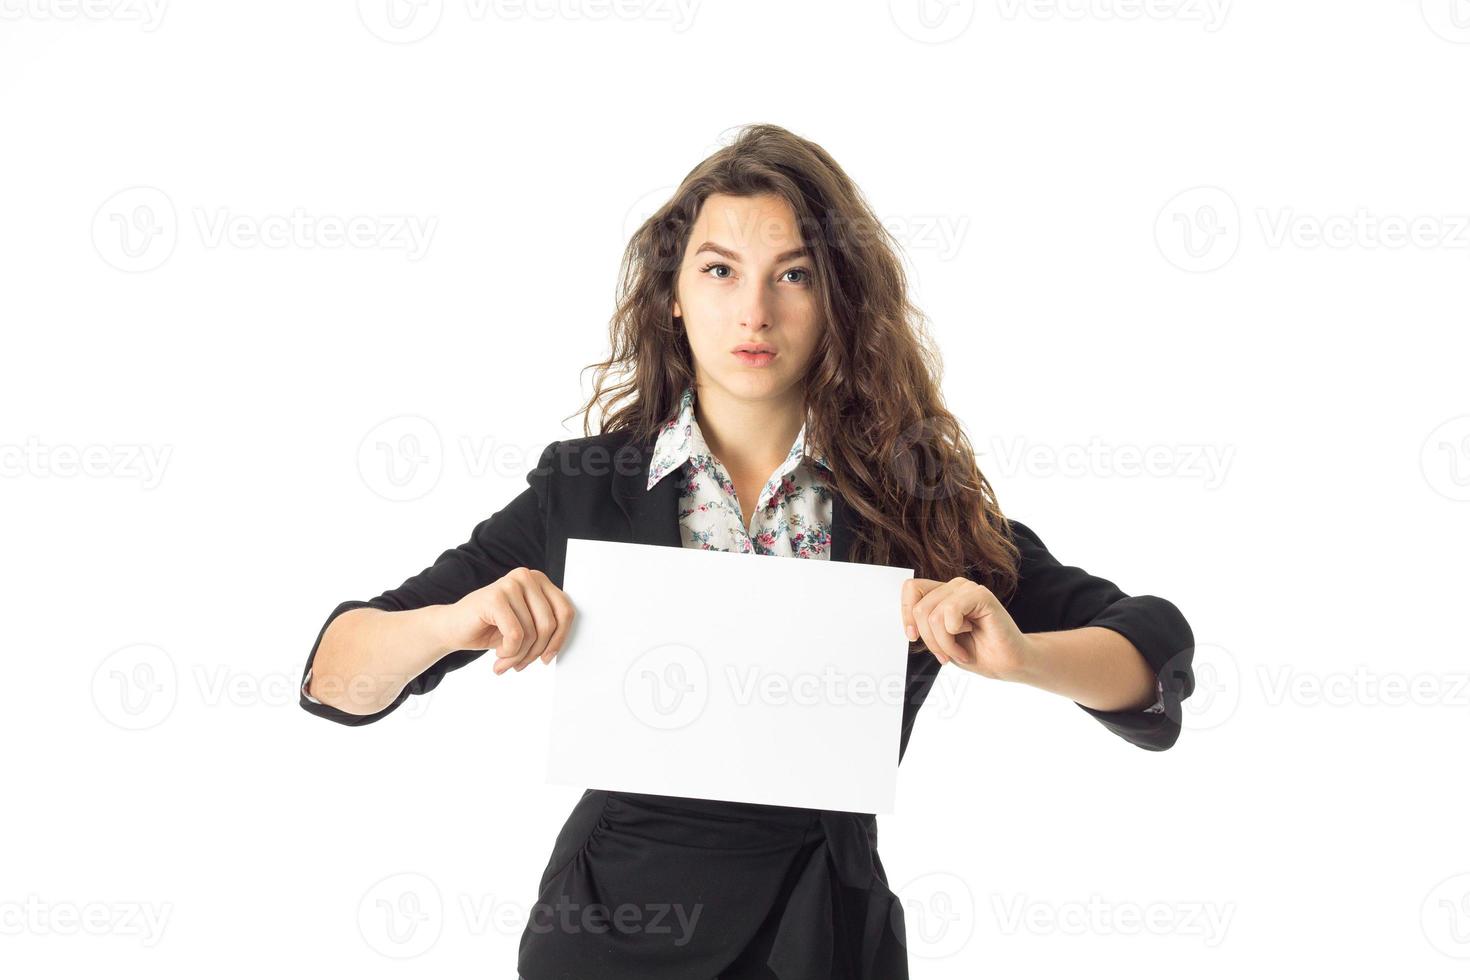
[610,433,683,549]
[608,428,857,563]
[829,491,853,564]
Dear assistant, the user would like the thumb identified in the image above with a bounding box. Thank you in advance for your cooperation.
[943,606,967,634]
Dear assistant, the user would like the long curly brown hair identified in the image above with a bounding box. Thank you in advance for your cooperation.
[567,123,1020,600]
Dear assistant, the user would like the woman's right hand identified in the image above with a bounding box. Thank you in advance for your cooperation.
[442,567,576,674]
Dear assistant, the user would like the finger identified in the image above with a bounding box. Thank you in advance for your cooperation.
[910,581,951,666]
[510,578,557,671]
[938,580,993,666]
[539,588,575,664]
[489,589,533,675]
[914,580,969,664]
[943,606,966,633]
[484,591,520,671]
[899,578,921,642]
[901,578,939,644]
[924,596,971,665]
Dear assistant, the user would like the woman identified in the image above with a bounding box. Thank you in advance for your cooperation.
[299,123,1196,980]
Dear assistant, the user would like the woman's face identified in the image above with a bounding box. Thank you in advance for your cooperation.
[672,192,822,405]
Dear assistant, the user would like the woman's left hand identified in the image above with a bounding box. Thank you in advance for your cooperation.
[899,577,1033,680]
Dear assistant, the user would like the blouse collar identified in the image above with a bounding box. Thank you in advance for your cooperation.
[646,385,832,491]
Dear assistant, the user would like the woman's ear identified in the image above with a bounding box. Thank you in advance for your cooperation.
[672,298,682,318]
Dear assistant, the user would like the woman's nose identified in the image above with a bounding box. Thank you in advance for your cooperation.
[735,280,775,329]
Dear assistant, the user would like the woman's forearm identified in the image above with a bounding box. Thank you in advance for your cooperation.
[307,605,457,715]
[1010,626,1159,713]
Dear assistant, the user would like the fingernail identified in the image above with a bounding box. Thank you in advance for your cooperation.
[905,625,918,641]
[544,648,558,663]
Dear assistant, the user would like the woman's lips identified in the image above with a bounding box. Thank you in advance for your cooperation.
[733,350,776,366]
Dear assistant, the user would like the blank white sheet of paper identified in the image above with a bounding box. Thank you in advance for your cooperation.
[546,536,914,814]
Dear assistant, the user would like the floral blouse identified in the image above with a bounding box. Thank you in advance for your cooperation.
[646,385,835,558]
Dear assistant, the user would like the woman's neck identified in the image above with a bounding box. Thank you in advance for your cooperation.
[692,384,805,480]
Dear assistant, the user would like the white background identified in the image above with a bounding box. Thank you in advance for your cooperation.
[3,1,1468,977]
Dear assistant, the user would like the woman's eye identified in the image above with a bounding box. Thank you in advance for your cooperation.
[698,262,811,285]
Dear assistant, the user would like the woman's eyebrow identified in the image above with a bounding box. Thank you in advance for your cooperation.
[693,241,810,263]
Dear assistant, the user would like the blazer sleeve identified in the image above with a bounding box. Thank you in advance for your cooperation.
[298,440,559,726]
[1000,518,1196,751]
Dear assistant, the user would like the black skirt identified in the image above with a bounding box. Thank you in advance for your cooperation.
[516,789,909,980]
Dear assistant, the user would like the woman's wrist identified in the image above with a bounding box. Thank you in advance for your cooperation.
[1005,634,1045,687]
[418,602,463,662]
[1009,627,1159,712]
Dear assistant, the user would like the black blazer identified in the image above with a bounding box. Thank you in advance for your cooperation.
[299,430,1195,753]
